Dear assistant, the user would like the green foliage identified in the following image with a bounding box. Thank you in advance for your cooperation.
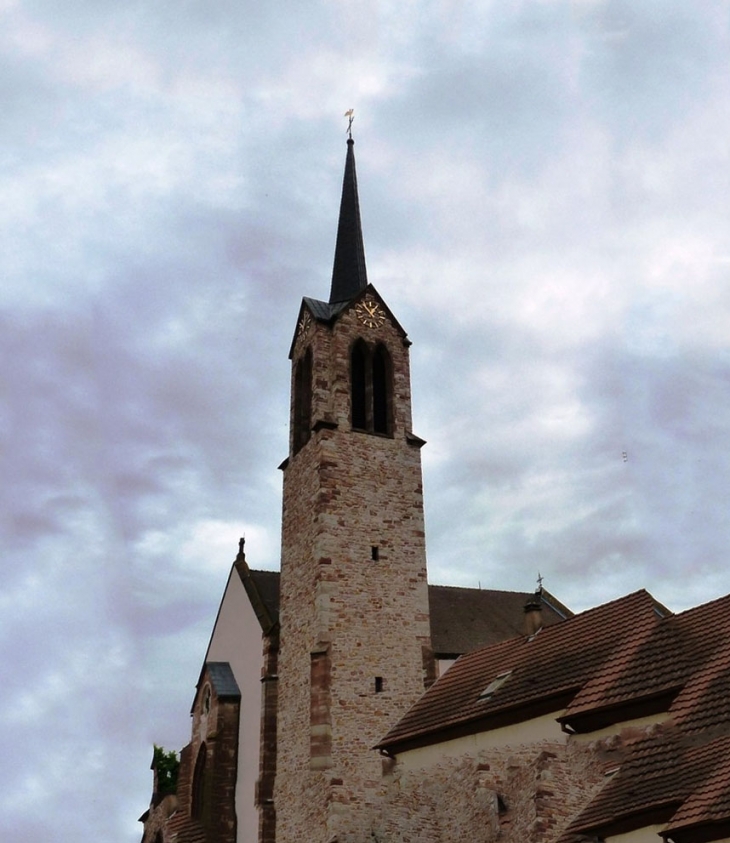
[153,745,180,795]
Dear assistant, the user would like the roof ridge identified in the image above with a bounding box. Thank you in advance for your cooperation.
[673,590,730,619]
[429,583,538,595]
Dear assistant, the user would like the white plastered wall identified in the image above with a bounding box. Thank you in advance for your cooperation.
[396,711,567,771]
[206,568,266,843]
[606,825,670,843]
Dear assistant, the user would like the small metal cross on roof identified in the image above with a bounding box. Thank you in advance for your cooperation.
[536,571,544,592]
[344,108,354,139]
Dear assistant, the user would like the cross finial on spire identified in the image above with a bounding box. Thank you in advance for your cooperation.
[344,108,354,139]
[536,571,544,593]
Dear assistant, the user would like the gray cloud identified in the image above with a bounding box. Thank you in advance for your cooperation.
[2,2,730,840]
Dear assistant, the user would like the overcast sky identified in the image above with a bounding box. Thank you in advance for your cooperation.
[2,1,730,840]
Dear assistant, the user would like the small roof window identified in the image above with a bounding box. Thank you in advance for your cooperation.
[478,670,512,700]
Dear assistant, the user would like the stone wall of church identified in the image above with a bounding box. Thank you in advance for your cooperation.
[375,738,613,843]
[181,674,240,843]
[275,299,432,843]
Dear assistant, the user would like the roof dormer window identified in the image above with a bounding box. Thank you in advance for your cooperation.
[478,670,512,700]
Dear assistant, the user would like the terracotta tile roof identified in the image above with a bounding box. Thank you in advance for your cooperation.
[559,593,730,734]
[378,590,659,751]
[380,587,730,834]
[236,565,279,634]
[244,570,572,656]
[558,604,677,729]
[428,585,569,655]
[165,811,206,843]
[556,593,730,840]
[663,594,730,735]
[562,730,730,840]
[664,744,730,836]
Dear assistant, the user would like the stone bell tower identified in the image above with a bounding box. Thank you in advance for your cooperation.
[273,136,433,843]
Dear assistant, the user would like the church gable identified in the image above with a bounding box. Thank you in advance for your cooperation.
[141,662,241,843]
[184,663,240,843]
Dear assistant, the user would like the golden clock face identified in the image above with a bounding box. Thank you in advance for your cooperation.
[297,310,311,336]
[355,298,386,329]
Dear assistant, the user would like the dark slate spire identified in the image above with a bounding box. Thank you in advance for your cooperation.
[328,138,368,305]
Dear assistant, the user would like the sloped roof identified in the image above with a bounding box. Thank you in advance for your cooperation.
[429,584,569,654]
[205,662,240,700]
[301,295,347,323]
[561,730,730,841]
[190,660,240,714]
[244,568,280,629]
[378,590,660,751]
[381,584,730,840]
[559,592,730,733]
[166,810,206,843]
[288,285,408,360]
[561,594,730,840]
[328,137,368,305]
[244,569,571,656]
[658,593,730,735]
[663,744,730,839]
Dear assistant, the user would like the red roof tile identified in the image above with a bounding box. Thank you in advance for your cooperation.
[563,730,730,839]
[243,569,572,655]
[378,590,659,750]
[165,811,206,843]
[428,585,570,654]
[557,593,730,840]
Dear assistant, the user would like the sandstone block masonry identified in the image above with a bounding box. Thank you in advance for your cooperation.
[273,293,433,843]
[376,734,633,843]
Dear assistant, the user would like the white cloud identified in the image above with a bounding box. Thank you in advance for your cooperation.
[3,2,730,840]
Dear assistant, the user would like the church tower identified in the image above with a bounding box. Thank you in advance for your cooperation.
[274,137,433,843]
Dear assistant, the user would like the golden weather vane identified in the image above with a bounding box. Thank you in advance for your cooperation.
[344,108,354,139]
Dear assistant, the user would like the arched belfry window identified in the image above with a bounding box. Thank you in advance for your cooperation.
[350,341,392,435]
[372,344,390,434]
[191,743,206,820]
[293,347,313,454]
[351,340,368,431]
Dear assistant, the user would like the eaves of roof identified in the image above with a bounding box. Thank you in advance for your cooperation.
[428,585,570,655]
[378,590,659,752]
[166,810,207,843]
[564,731,730,841]
[288,285,409,359]
[205,661,240,700]
[236,561,279,635]
[240,569,569,659]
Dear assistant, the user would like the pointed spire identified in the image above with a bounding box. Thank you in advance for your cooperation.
[328,138,368,305]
